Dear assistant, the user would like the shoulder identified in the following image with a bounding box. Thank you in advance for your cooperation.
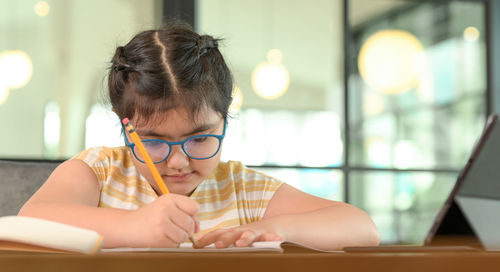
[211,160,244,176]
[210,160,253,179]
[73,146,133,168]
[210,160,283,189]
[71,146,136,183]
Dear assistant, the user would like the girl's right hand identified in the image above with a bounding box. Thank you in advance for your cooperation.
[123,194,200,248]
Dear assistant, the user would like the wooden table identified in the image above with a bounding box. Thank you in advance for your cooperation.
[2,249,500,272]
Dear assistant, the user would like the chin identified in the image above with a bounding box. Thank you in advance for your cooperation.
[169,184,197,196]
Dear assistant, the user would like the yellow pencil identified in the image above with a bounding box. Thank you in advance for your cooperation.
[122,118,170,194]
[122,118,198,247]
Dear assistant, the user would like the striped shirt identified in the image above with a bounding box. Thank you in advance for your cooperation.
[74,146,283,235]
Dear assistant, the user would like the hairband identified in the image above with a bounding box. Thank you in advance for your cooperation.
[113,63,131,72]
[198,37,218,57]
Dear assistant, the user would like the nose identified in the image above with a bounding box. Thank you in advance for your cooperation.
[164,144,189,170]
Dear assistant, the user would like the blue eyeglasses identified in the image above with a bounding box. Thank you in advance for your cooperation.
[123,119,227,164]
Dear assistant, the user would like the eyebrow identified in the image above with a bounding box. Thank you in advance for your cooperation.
[135,122,219,138]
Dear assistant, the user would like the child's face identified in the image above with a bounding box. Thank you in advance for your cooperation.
[127,107,224,196]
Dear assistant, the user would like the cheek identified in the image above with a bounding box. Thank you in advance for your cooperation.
[131,157,153,180]
[191,153,221,176]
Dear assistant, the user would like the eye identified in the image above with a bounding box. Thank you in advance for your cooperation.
[191,136,208,143]
[143,140,165,148]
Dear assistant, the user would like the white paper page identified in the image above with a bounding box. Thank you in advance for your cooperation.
[102,241,284,253]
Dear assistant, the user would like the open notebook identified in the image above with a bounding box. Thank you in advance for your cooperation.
[0,216,339,254]
[0,216,103,254]
[101,241,337,253]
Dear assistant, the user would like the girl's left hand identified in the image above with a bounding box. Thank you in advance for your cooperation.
[195,225,283,248]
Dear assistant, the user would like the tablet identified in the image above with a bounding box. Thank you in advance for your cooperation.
[425,114,500,250]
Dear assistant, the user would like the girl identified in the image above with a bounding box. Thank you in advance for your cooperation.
[19,23,379,250]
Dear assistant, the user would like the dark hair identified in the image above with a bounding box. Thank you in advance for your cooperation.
[108,22,233,126]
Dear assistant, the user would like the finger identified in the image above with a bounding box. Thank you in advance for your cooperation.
[195,228,227,248]
[257,232,283,242]
[170,194,200,216]
[163,218,189,244]
[234,230,260,247]
[158,233,179,248]
[194,217,200,233]
[214,229,246,248]
[168,207,196,238]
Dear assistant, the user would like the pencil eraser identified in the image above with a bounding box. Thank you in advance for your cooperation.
[122,118,130,125]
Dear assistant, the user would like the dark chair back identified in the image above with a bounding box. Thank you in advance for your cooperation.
[0,160,60,216]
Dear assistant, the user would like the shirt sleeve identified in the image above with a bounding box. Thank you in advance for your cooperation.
[240,167,284,222]
[72,147,110,191]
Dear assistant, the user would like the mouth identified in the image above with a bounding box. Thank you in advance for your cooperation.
[163,172,193,183]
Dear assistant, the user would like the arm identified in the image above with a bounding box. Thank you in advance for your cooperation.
[196,183,380,250]
[18,159,199,248]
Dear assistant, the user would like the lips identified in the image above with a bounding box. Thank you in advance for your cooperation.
[163,172,193,182]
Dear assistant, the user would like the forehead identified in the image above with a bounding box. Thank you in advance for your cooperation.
[132,106,221,129]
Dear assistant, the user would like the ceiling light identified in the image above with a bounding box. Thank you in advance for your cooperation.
[358,30,424,95]
[251,49,290,100]
[0,50,33,89]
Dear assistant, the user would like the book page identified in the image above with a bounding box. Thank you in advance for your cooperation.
[0,216,103,254]
[102,241,345,253]
[0,240,71,254]
[101,241,285,253]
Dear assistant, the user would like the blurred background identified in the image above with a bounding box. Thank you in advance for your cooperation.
[0,0,496,244]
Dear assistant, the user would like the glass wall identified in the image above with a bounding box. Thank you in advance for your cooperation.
[348,0,486,169]
[197,0,345,200]
[350,171,457,243]
[347,0,487,243]
[0,0,161,159]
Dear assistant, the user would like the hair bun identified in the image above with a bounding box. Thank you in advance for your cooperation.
[198,35,218,57]
[112,46,133,72]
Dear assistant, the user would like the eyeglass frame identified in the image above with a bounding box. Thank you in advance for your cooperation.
[122,119,227,164]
